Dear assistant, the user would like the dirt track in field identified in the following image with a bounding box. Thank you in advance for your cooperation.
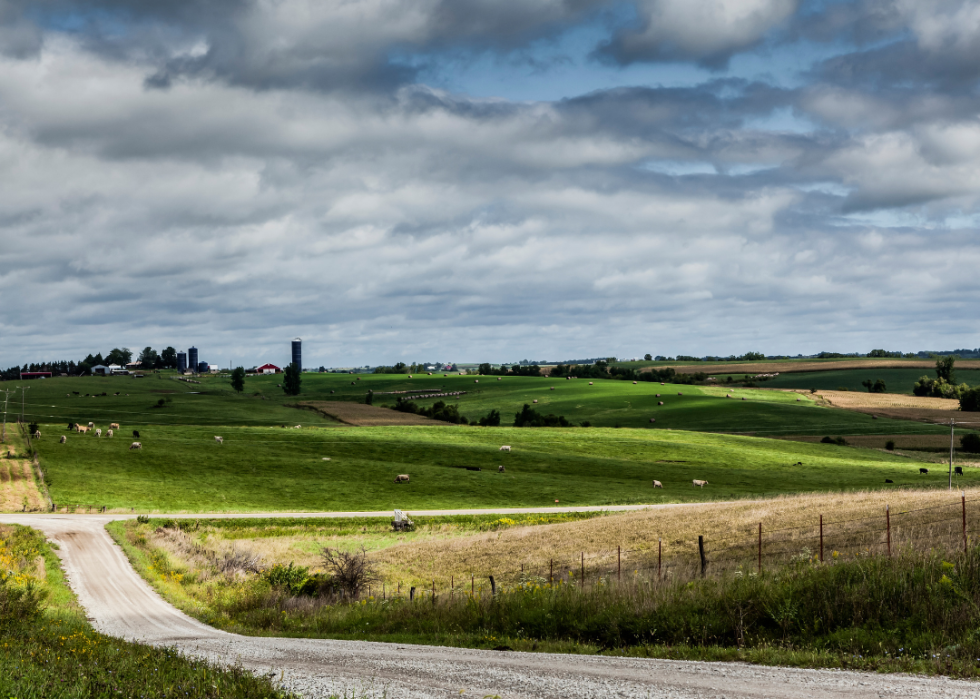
[1,511,978,698]
[297,401,449,426]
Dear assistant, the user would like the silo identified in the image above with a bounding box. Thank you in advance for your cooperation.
[188,347,199,373]
[177,352,187,372]
[291,338,302,371]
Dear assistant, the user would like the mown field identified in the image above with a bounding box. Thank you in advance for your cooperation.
[33,424,968,512]
[762,368,980,394]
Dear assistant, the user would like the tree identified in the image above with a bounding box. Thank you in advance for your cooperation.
[478,363,492,375]
[160,347,178,369]
[138,346,159,367]
[320,546,379,599]
[936,355,957,384]
[644,354,652,361]
[478,409,501,426]
[365,390,373,405]
[282,362,302,396]
[961,387,980,412]
[961,433,980,453]
[230,366,245,393]
[105,348,133,365]
[862,379,886,393]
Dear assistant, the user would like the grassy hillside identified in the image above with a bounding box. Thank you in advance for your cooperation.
[760,368,980,394]
[33,424,965,512]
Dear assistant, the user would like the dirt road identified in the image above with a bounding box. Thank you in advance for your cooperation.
[2,512,977,698]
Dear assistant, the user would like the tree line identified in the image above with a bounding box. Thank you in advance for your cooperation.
[2,346,180,379]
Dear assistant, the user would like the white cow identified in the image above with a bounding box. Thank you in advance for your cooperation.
[107,429,113,438]
[88,422,94,429]
[60,435,67,444]
[214,436,224,444]
[130,442,142,450]
[499,445,511,452]
[652,480,663,488]
[95,429,102,438]
[33,430,41,439]
[693,479,708,488]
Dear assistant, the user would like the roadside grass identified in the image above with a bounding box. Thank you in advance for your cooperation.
[34,425,958,512]
[110,494,980,678]
[0,524,293,699]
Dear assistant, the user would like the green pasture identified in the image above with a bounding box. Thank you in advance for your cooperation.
[759,368,980,394]
[10,370,961,436]
[33,424,966,512]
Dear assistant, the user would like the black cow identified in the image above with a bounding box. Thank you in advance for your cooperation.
[955,466,964,476]
[919,468,929,474]
[885,479,893,483]
[132,430,140,439]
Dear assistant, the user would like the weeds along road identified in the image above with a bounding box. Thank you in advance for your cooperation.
[2,512,978,699]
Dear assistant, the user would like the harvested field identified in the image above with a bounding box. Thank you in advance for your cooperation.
[0,457,46,512]
[812,389,963,422]
[374,488,980,586]
[643,359,980,376]
[296,401,448,426]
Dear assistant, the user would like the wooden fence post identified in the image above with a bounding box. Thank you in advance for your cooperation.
[580,552,584,589]
[698,535,706,578]
[886,505,891,557]
[489,575,496,596]
[410,586,415,601]
[451,575,454,601]
[963,492,968,553]
[471,575,474,595]
[757,523,762,574]
[550,558,554,585]
[819,515,824,563]
[658,538,662,581]
[617,545,621,583]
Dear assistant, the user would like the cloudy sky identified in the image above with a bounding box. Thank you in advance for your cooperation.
[2,0,979,368]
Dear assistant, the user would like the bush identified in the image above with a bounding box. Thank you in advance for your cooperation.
[478,409,501,426]
[962,434,980,454]
[320,546,378,599]
[821,436,848,446]
[885,440,896,451]
[961,387,980,412]
[513,404,570,427]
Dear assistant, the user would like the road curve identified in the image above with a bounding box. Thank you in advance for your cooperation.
[2,512,977,699]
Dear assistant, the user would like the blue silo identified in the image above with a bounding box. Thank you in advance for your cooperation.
[188,347,199,372]
[177,352,187,372]
[291,338,302,371]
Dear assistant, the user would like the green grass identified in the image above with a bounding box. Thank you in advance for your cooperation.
[13,370,958,435]
[35,424,962,512]
[0,525,292,699]
[761,368,980,394]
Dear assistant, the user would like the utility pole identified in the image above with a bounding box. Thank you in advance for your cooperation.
[949,418,955,491]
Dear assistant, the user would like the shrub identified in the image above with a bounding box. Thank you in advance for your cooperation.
[962,434,980,454]
[821,436,848,446]
[478,409,501,426]
[513,404,570,427]
[320,546,379,599]
[961,387,980,412]
[885,440,896,451]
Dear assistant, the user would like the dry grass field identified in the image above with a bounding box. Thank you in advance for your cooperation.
[812,390,964,422]
[0,454,46,512]
[645,360,980,376]
[296,401,447,426]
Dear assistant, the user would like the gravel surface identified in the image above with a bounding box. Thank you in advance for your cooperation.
[3,512,978,698]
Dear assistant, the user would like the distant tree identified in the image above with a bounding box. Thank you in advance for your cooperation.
[105,348,133,365]
[160,347,178,369]
[936,355,957,384]
[478,409,500,426]
[478,363,492,375]
[138,347,159,367]
[365,390,373,405]
[862,379,886,393]
[961,433,980,453]
[644,354,652,361]
[230,366,246,393]
[961,387,980,413]
[282,362,302,396]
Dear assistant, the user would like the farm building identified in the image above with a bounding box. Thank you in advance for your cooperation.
[19,371,52,379]
[256,363,281,374]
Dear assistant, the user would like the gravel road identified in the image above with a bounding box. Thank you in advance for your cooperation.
[2,512,977,698]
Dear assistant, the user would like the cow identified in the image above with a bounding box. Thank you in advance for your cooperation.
[589,382,593,385]
[95,429,102,438]
[498,465,505,473]
[885,479,893,483]
[76,425,89,434]
[60,435,67,444]
[214,436,224,444]
[110,423,120,429]
[88,422,94,429]
[955,466,964,475]
[394,474,410,483]
[652,480,663,488]
[33,430,41,439]
[499,445,511,452]
[658,401,664,406]
[67,422,75,431]
[107,429,113,438]
[649,418,656,423]
[919,468,929,474]
[693,479,708,488]
[132,430,140,439]
[130,442,142,450]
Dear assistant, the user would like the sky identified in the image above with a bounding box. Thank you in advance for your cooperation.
[2,0,979,368]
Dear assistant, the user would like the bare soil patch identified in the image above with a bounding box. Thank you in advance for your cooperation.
[297,401,448,426]
[642,359,980,376]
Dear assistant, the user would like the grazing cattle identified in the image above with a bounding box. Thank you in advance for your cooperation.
[692,479,708,488]
[394,474,410,483]
[497,377,502,381]
[76,425,88,434]
[885,479,893,483]
[589,382,593,385]
[132,430,140,439]
[88,422,94,429]
[60,435,67,444]
[652,480,663,488]
[796,461,803,466]
[550,387,555,390]
[110,423,120,429]
[33,430,41,439]
[633,381,637,385]
[656,394,660,397]
[294,425,301,429]
[649,418,656,423]
[533,399,538,403]
[741,397,746,401]
[678,392,683,396]
[498,465,505,472]
[214,436,224,444]
[658,401,664,406]
[872,415,878,420]
[130,442,142,450]
[95,429,102,438]
[499,445,511,452]
[919,468,929,474]
[796,398,801,402]
[955,466,964,475]
[67,422,75,430]
[107,429,113,438]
